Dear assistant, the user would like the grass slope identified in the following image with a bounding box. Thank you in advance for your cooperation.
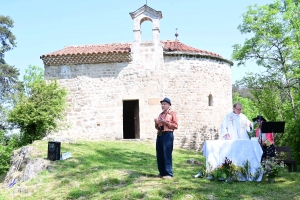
[0,140,299,200]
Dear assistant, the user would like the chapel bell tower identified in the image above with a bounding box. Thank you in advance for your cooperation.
[129,5,163,44]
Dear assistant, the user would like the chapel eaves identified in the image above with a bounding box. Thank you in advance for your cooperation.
[40,40,233,66]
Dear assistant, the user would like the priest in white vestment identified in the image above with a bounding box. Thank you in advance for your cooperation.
[221,103,253,140]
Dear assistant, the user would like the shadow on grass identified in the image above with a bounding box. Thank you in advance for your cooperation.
[27,141,300,199]
[49,142,162,199]
[47,141,211,199]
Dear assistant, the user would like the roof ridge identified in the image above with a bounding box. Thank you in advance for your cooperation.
[42,40,222,59]
[68,43,132,48]
[66,40,183,48]
[161,40,178,42]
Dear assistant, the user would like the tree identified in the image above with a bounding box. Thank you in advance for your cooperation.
[8,66,68,144]
[0,130,18,174]
[0,15,16,64]
[232,0,300,162]
[232,84,252,98]
[0,15,22,131]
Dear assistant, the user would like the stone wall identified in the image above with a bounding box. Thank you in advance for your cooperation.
[44,43,232,150]
[163,55,232,150]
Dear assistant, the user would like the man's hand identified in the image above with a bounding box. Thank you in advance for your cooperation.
[160,118,168,125]
[154,118,159,125]
[155,118,169,126]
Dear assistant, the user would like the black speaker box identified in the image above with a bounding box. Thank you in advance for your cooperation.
[48,141,61,161]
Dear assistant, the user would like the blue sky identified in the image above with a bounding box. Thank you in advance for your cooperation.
[1,0,273,83]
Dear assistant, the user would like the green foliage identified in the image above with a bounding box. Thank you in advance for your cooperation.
[232,0,300,68]
[211,157,239,182]
[282,117,300,161]
[212,166,228,181]
[0,14,23,176]
[0,15,16,64]
[239,160,263,181]
[8,66,68,144]
[233,92,259,122]
[232,0,300,162]
[239,160,252,181]
[209,158,264,182]
[232,83,252,98]
[0,65,21,102]
[0,140,300,199]
[0,65,22,131]
[0,130,18,174]
[0,15,21,132]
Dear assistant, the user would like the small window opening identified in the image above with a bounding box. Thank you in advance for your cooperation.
[208,94,213,106]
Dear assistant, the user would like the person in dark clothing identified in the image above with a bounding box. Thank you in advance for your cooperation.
[252,115,276,160]
[154,97,178,178]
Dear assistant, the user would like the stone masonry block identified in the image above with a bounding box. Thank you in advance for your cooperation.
[148,98,161,105]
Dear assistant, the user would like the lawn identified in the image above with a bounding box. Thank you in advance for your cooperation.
[0,140,299,200]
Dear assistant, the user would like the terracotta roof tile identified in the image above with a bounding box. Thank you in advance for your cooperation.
[162,40,221,57]
[41,43,131,58]
[40,40,221,58]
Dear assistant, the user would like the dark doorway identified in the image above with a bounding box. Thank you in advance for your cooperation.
[123,100,140,139]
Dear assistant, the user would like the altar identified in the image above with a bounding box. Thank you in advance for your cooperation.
[202,140,263,181]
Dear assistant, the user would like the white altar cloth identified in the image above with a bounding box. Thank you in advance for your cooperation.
[202,140,263,181]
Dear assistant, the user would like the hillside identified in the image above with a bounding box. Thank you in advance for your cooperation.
[0,140,299,199]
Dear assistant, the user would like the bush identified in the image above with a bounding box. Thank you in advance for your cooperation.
[261,157,285,178]
[0,130,18,175]
[8,66,68,144]
[210,157,239,181]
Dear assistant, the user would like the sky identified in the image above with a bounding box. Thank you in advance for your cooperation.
[1,0,274,83]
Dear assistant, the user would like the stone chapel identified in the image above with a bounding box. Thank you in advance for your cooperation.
[40,5,233,150]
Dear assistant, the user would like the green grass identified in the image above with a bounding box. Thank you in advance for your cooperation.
[0,140,300,200]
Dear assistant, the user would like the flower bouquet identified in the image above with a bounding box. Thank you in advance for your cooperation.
[211,157,238,181]
[261,157,285,181]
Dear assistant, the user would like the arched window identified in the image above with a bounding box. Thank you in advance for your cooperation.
[140,17,152,42]
[208,94,213,106]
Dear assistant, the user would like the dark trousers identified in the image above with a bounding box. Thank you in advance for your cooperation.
[156,131,174,177]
